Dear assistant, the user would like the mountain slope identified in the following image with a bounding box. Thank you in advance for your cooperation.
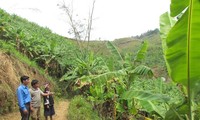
[0,51,55,114]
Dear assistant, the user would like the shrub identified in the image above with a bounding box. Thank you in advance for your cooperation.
[67,95,100,120]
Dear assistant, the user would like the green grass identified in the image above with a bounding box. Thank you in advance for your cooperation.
[67,95,101,120]
[0,40,42,72]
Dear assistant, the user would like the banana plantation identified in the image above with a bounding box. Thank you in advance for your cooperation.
[0,0,200,120]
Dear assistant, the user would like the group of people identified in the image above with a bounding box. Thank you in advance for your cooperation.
[16,75,55,120]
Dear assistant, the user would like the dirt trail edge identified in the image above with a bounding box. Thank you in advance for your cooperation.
[0,100,69,120]
[54,99,69,120]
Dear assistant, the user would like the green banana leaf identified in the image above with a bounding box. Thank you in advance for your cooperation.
[130,65,153,77]
[160,12,176,54]
[135,41,148,62]
[121,90,170,102]
[160,0,200,119]
[80,69,127,84]
[121,90,170,118]
[106,41,123,62]
[160,0,200,94]
[170,0,189,17]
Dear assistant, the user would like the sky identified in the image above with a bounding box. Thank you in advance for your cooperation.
[0,0,170,40]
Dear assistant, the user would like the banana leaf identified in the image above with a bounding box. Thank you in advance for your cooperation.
[160,0,200,119]
[135,41,148,62]
[170,0,189,17]
[106,41,123,62]
[160,0,200,96]
[121,90,170,118]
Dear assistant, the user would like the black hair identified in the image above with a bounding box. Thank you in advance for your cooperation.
[20,75,29,83]
[31,79,39,86]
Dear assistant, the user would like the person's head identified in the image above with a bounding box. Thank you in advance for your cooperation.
[31,79,39,89]
[20,75,30,85]
[44,82,50,90]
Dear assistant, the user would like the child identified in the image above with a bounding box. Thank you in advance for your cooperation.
[43,83,55,120]
[29,79,50,120]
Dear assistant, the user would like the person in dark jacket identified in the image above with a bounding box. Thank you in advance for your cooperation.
[43,83,55,120]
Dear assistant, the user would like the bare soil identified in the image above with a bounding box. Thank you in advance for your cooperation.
[54,100,69,120]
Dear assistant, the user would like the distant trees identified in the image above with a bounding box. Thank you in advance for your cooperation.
[133,28,159,39]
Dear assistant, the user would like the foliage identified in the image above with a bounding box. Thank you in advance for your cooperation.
[0,4,189,119]
[75,41,172,119]
[67,95,101,120]
[0,9,80,78]
[160,0,200,119]
[113,30,167,78]
[0,40,43,73]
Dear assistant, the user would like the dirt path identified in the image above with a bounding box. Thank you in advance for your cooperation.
[54,100,69,120]
[0,100,69,120]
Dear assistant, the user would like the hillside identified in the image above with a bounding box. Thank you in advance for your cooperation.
[86,29,167,78]
[0,7,172,119]
[0,51,56,114]
[113,29,167,77]
[0,8,167,78]
[1,1,200,119]
[0,8,79,78]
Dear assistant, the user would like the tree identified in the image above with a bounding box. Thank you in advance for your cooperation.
[58,0,96,52]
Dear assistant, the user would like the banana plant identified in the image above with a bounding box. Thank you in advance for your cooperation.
[85,41,156,118]
[61,40,155,119]
[160,0,200,119]
[107,41,153,81]
[81,41,152,86]
[59,52,109,92]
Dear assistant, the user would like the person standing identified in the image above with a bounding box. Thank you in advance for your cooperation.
[43,83,55,120]
[29,79,50,120]
[17,75,32,120]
